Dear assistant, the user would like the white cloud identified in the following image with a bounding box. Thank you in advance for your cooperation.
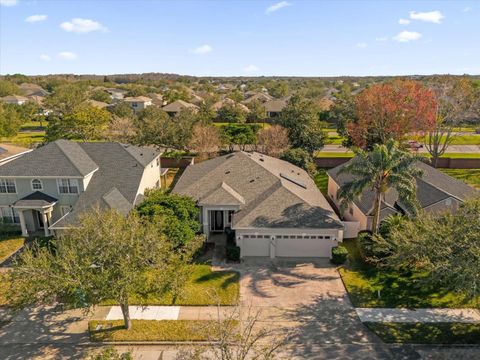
[58,52,78,60]
[266,1,291,14]
[39,54,51,61]
[25,15,48,23]
[244,64,259,73]
[356,42,368,48]
[192,44,212,54]
[0,0,18,7]
[398,18,411,25]
[393,30,422,42]
[375,36,388,42]
[60,18,108,33]
[409,10,444,24]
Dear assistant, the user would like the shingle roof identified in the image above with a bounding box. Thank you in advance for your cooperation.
[327,159,478,216]
[264,99,287,112]
[124,96,152,102]
[162,100,199,113]
[1,95,29,102]
[14,191,57,208]
[173,152,342,229]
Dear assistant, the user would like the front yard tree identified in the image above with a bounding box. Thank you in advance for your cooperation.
[189,124,222,160]
[337,140,421,234]
[278,95,326,154]
[257,125,290,157]
[10,209,202,330]
[349,80,437,149]
[0,103,22,138]
[381,198,480,301]
[217,103,247,123]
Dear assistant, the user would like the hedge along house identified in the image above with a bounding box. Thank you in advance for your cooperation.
[0,140,162,236]
[327,159,478,231]
[172,152,344,258]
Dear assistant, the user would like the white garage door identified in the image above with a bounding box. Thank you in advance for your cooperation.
[276,235,333,257]
[241,236,270,257]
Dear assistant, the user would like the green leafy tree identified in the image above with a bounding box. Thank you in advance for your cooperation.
[45,82,88,115]
[280,148,317,176]
[11,101,40,122]
[46,104,111,141]
[278,95,326,154]
[246,100,267,123]
[90,89,112,104]
[267,81,289,98]
[337,140,421,234]
[0,80,20,97]
[217,103,247,123]
[10,209,203,330]
[108,101,135,119]
[221,124,259,151]
[0,103,22,137]
[136,190,200,248]
[378,198,480,301]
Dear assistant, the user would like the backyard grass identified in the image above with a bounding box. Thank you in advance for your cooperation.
[410,134,480,145]
[314,168,329,195]
[440,152,480,159]
[0,236,25,264]
[1,131,45,147]
[0,272,12,307]
[440,169,480,189]
[364,322,480,344]
[163,168,181,190]
[315,151,354,158]
[101,264,240,306]
[339,238,479,309]
[89,319,237,342]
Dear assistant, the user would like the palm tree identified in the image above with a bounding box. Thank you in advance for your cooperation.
[337,140,422,234]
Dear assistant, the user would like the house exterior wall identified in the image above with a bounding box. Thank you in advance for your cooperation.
[424,196,462,215]
[135,156,162,201]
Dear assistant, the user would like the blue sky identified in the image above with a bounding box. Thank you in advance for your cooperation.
[0,0,478,76]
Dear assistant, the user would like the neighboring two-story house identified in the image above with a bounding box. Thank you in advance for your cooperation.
[124,96,152,113]
[0,140,162,237]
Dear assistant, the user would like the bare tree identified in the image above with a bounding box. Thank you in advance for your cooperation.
[256,125,290,157]
[106,116,137,143]
[189,124,222,160]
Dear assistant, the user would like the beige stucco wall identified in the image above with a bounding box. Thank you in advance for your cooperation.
[135,156,161,201]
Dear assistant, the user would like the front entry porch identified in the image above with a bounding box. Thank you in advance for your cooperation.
[13,191,57,238]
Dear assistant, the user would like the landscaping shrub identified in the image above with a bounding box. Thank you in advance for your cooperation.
[0,222,21,237]
[358,231,393,265]
[331,245,348,265]
[226,245,240,262]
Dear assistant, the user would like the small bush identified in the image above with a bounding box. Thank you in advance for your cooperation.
[226,245,240,262]
[0,222,21,237]
[358,231,393,265]
[331,245,348,265]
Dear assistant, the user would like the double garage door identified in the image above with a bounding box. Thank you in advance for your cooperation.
[241,234,334,258]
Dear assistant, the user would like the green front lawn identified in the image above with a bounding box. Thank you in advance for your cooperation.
[339,239,479,308]
[0,236,25,264]
[101,264,239,306]
[440,169,480,189]
[1,131,45,146]
[364,322,480,344]
[315,151,354,158]
[89,319,237,342]
[440,152,480,159]
[314,169,329,196]
[0,272,11,307]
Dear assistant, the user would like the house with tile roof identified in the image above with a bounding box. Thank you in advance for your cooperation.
[0,140,162,237]
[173,151,344,258]
[327,160,478,231]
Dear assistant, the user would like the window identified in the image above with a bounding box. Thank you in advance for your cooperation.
[60,206,71,216]
[57,179,79,194]
[156,158,160,166]
[0,207,19,224]
[0,179,16,193]
[31,179,43,190]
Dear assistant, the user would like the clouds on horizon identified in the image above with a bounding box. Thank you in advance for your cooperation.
[192,44,212,54]
[266,1,291,14]
[409,10,444,24]
[0,0,17,7]
[58,52,78,60]
[60,18,108,33]
[393,30,422,42]
[25,15,48,23]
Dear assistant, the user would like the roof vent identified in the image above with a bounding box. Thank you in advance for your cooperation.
[225,170,230,174]
[280,173,307,189]
[259,158,264,162]
[249,179,255,183]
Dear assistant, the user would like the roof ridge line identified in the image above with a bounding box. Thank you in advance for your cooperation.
[55,140,98,177]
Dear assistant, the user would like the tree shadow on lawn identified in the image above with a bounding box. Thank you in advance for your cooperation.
[195,270,240,290]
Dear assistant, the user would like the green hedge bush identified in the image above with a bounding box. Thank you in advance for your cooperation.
[226,245,240,262]
[331,245,348,265]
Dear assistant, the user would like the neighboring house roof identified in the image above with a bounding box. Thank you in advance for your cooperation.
[1,95,29,102]
[87,99,109,109]
[173,151,342,229]
[212,98,250,113]
[19,83,49,97]
[0,143,30,162]
[327,159,477,216]
[49,141,161,228]
[242,92,273,104]
[264,99,287,113]
[0,139,98,177]
[14,191,57,208]
[105,88,128,94]
[27,95,45,105]
[162,100,199,113]
[124,96,152,103]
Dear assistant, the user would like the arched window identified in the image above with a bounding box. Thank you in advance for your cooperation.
[31,179,43,190]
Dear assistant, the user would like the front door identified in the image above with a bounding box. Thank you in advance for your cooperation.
[210,210,224,232]
[36,211,44,229]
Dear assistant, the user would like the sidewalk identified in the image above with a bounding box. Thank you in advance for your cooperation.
[356,308,480,323]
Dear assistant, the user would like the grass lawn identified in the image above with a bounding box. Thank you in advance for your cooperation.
[0,272,12,307]
[0,236,25,264]
[315,151,354,158]
[101,264,239,306]
[440,152,480,159]
[339,238,479,308]
[410,134,480,145]
[364,322,480,344]
[314,168,329,196]
[163,168,182,191]
[89,319,237,342]
[440,169,480,189]
[1,131,45,146]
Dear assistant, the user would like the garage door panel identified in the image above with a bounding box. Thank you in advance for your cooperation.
[276,237,332,257]
[242,237,270,257]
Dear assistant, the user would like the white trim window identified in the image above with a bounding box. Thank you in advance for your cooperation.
[0,206,19,224]
[57,179,79,194]
[31,178,43,190]
[0,179,16,193]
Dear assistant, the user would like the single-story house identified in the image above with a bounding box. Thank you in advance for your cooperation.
[212,98,250,113]
[264,99,287,118]
[173,151,344,258]
[1,95,29,105]
[124,96,152,113]
[0,140,162,237]
[105,88,128,100]
[327,159,478,231]
[162,100,199,116]
[242,92,273,104]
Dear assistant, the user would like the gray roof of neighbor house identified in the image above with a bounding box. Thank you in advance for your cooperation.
[19,83,49,97]
[212,98,250,113]
[124,96,152,103]
[264,99,287,113]
[49,142,161,228]
[242,92,273,104]
[162,100,199,113]
[173,152,342,229]
[327,159,477,216]
[1,95,29,102]
[14,191,57,208]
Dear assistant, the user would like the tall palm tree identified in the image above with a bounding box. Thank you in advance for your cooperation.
[337,140,422,234]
